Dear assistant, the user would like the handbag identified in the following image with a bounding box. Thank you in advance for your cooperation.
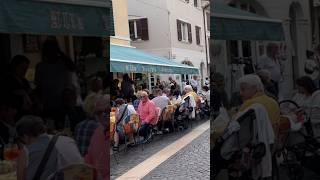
[33,135,60,180]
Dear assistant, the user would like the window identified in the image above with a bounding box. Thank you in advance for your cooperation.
[195,26,201,45]
[194,0,198,7]
[185,0,189,3]
[177,19,192,43]
[128,18,149,41]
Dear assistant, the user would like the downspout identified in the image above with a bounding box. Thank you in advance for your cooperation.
[202,2,210,77]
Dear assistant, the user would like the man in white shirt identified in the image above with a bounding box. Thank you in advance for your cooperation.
[190,76,201,93]
[152,89,171,112]
[257,43,282,97]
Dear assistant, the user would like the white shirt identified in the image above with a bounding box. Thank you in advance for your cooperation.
[257,55,282,82]
[152,95,170,111]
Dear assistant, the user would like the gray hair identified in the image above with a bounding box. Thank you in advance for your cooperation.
[184,85,193,92]
[237,74,264,91]
[16,115,46,138]
[257,69,271,80]
[83,93,108,117]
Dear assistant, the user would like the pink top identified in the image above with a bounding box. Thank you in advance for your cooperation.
[138,100,156,124]
[84,125,109,180]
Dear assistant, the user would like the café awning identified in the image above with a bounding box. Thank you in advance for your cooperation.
[0,0,114,37]
[110,44,199,74]
[211,2,284,41]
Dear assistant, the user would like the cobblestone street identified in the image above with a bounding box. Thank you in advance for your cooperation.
[111,120,209,180]
[142,130,210,180]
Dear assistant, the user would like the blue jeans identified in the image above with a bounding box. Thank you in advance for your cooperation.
[139,123,151,139]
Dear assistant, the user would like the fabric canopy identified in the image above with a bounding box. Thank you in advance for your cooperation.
[110,45,199,74]
[0,0,114,36]
[211,2,284,41]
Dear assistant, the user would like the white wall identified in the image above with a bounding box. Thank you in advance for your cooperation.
[213,0,312,98]
[127,0,171,59]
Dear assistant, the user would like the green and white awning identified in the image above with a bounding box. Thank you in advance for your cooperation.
[211,2,284,41]
[0,0,114,36]
[110,44,199,74]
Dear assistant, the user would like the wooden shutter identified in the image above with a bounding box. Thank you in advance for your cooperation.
[136,19,142,39]
[194,0,198,7]
[129,21,135,40]
[196,26,200,45]
[141,18,149,40]
[177,19,182,41]
[187,23,192,43]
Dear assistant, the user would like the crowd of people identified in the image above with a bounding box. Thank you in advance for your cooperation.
[111,74,210,150]
[0,37,109,180]
[211,43,320,180]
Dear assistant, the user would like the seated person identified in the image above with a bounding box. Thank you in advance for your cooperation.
[137,91,156,143]
[113,98,136,151]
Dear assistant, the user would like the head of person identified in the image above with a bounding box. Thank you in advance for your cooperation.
[140,91,149,103]
[83,94,108,123]
[94,95,108,126]
[41,38,61,62]
[115,98,125,107]
[154,89,162,97]
[238,74,264,101]
[163,88,170,96]
[16,115,46,145]
[90,76,103,93]
[296,76,317,95]
[184,85,194,94]
[257,69,272,83]
[62,86,77,108]
[193,76,198,80]
[10,55,30,78]
[266,43,279,58]
[202,86,209,92]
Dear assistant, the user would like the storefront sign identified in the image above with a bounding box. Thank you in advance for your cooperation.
[112,61,198,75]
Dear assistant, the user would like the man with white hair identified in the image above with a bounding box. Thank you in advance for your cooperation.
[257,43,283,97]
[237,74,280,132]
[229,74,280,179]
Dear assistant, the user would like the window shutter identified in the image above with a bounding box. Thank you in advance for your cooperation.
[177,19,182,41]
[194,0,197,7]
[136,19,142,39]
[187,23,192,43]
[196,26,200,45]
[141,18,149,40]
[129,21,135,40]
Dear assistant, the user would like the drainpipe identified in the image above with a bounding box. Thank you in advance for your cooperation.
[202,2,210,78]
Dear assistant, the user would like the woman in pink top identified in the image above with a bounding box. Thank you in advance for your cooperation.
[84,95,109,180]
[137,91,156,142]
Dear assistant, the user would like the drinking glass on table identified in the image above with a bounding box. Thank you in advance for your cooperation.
[4,143,20,161]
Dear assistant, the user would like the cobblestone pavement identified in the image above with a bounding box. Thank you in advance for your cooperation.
[142,130,210,180]
[110,119,208,180]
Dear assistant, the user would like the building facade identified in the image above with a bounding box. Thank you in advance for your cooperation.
[127,0,209,85]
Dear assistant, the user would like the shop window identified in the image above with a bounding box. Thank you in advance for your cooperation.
[177,19,192,43]
[129,18,149,41]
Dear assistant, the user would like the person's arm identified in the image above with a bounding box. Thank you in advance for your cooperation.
[145,103,156,123]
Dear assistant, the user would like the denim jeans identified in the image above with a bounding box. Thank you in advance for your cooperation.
[139,123,151,139]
